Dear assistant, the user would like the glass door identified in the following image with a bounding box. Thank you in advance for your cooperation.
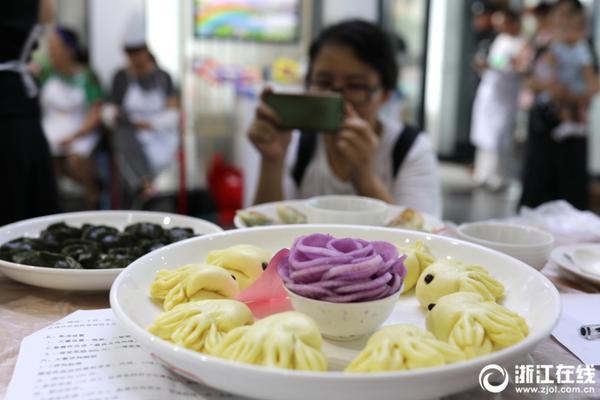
[380,0,430,128]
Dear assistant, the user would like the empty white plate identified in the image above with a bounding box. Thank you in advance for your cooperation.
[550,244,600,286]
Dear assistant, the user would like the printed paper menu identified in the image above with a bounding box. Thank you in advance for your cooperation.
[5,309,247,400]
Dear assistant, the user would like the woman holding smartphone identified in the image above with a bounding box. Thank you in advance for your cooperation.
[248,20,441,217]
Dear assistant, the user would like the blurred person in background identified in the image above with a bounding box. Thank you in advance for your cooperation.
[0,0,58,225]
[515,2,554,112]
[529,1,554,51]
[38,27,103,209]
[104,14,179,204]
[548,5,598,141]
[470,9,525,191]
[472,0,499,74]
[520,0,598,210]
[248,20,441,217]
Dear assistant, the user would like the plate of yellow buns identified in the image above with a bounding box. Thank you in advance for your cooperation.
[110,225,560,400]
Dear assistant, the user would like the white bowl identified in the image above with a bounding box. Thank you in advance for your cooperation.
[0,210,222,291]
[285,286,399,341]
[110,224,560,400]
[304,195,389,225]
[457,222,555,270]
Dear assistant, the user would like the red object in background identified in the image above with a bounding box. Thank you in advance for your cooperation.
[208,154,243,226]
[177,112,188,215]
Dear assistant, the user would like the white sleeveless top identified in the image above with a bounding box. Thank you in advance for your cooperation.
[283,115,442,218]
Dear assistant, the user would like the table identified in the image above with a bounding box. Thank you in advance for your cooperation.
[1,262,599,400]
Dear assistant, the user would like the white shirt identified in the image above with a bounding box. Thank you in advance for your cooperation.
[283,115,442,217]
[487,33,525,72]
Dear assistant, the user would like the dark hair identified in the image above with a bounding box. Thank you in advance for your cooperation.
[55,26,88,64]
[501,8,521,22]
[124,44,157,65]
[554,0,584,13]
[532,2,552,17]
[307,20,398,91]
[471,0,499,16]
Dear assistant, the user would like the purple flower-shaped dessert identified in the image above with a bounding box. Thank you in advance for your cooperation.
[277,233,406,303]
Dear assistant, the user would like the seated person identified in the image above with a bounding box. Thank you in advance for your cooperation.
[248,20,441,217]
[39,27,102,209]
[105,23,179,200]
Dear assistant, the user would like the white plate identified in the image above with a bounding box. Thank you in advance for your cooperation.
[234,200,446,233]
[0,211,222,291]
[550,243,600,286]
[110,225,560,400]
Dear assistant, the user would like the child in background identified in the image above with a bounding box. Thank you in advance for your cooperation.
[519,0,598,210]
[549,7,599,140]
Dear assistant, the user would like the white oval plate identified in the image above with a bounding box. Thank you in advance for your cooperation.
[0,211,222,291]
[110,225,560,400]
[234,200,446,233]
[550,243,600,286]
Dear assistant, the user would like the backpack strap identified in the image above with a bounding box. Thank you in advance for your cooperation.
[292,131,317,187]
[392,124,420,178]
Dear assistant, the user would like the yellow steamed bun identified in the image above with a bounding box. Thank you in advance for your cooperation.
[214,311,327,371]
[345,324,465,372]
[426,292,529,359]
[148,299,253,354]
[150,264,198,300]
[396,241,435,294]
[205,244,271,290]
[150,264,240,311]
[415,259,504,309]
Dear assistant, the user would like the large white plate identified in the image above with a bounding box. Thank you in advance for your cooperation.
[550,243,600,286]
[0,211,222,291]
[110,225,560,400]
[234,200,446,233]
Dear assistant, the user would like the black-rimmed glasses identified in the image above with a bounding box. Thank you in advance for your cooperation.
[308,79,381,106]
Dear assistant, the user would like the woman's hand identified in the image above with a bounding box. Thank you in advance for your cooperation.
[336,104,379,186]
[134,120,153,130]
[58,135,76,149]
[248,88,292,163]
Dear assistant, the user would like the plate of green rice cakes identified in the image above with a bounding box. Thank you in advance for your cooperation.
[0,211,222,291]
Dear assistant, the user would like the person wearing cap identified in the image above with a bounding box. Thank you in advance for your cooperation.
[0,0,58,225]
[38,26,103,209]
[105,14,179,202]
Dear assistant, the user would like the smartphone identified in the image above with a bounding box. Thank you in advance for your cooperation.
[264,92,344,132]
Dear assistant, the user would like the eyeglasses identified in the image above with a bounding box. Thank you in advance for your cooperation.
[308,79,381,106]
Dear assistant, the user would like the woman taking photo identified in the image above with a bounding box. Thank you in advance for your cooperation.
[249,20,441,217]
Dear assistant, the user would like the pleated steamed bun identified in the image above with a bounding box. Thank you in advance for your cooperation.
[205,244,271,290]
[150,264,240,311]
[396,241,435,294]
[148,299,253,354]
[426,292,529,359]
[214,311,328,371]
[345,324,465,372]
[415,259,504,309]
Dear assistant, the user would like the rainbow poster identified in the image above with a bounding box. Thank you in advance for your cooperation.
[194,0,300,43]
